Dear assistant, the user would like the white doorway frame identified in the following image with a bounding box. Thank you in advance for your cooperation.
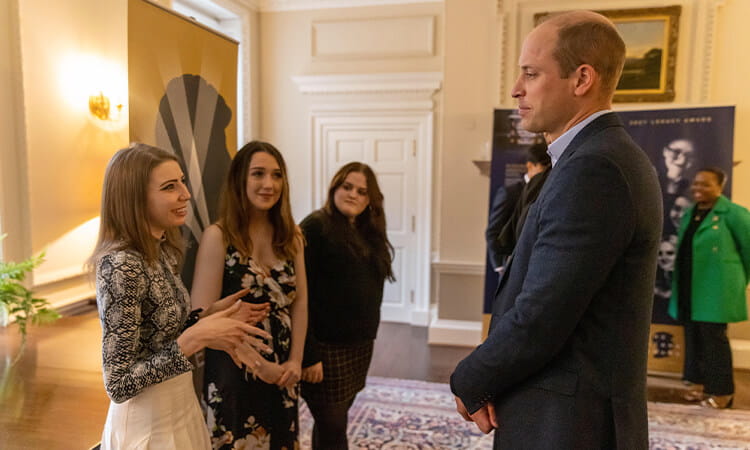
[293,72,441,326]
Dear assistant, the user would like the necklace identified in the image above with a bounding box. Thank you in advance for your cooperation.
[694,208,711,222]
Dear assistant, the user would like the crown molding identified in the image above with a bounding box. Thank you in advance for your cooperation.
[231,0,261,10]
[292,72,442,96]
[259,0,442,12]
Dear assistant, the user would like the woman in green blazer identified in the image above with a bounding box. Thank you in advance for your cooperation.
[669,167,750,409]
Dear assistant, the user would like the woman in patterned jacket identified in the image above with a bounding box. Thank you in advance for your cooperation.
[90,143,271,449]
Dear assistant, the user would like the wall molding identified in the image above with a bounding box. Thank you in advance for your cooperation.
[732,339,750,371]
[693,0,727,102]
[311,16,435,60]
[431,260,484,276]
[292,72,442,97]
[34,274,95,310]
[428,306,482,347]
[230,0,261,10]
[258,0,442,12]
[0,0,33,265]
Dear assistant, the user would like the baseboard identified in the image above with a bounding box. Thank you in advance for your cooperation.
[731,339,750,370]
[427,308,481,347]
[56,297,97,316]
[410,308,430,327]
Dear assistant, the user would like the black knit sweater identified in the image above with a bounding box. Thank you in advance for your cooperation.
[300,210,385,366]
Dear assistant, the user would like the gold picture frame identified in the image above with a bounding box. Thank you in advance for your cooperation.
[535,6,681,103]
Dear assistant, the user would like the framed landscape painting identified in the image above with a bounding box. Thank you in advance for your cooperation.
[535,5,681,102]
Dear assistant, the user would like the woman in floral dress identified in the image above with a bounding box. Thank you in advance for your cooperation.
[192,141,307,449]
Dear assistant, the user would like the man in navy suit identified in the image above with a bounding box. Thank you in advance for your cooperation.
[451,10,662,449]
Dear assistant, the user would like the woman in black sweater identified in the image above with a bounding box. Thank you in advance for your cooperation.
[300,162,394,449]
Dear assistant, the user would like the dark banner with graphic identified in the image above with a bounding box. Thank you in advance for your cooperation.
[620,106,735,373]
[129,0,238,288]
[484,107,735,372]
[619,106,735,323]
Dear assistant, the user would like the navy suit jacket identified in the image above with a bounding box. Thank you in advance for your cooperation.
[452,113,662,449]
[486,181,525,269]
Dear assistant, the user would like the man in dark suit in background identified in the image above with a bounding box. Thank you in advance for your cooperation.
[486,143,549,273]
[451,10,662,449]
[485,177,524,272]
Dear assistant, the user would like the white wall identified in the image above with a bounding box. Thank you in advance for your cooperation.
[434,0,497,322]
[259,2,444,221]
[0,0,30,264]
[14,0,129,304]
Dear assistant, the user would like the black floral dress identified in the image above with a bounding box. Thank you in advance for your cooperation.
[204,245,299,450]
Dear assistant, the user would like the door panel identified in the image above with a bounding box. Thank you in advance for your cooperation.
[323,128,417,322]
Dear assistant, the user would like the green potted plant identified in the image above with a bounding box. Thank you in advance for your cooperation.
[0,234,60,364]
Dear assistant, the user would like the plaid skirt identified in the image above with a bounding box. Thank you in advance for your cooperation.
[301,340,374,404]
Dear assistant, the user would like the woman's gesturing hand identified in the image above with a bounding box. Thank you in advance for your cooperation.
[178,300,270,362]
[235,343,284,384]
[200,301,271,364]
[208,288,271,325]
[235,302,271,325]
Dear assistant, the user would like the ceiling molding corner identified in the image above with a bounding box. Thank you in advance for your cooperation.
[260,0,442,13]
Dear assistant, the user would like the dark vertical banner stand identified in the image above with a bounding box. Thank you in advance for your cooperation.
[620,106,735,374]
[128,0,238,289]
[128,0,239,396]
[485,106,735,376]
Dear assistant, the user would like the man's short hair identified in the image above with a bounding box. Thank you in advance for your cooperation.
[526,143,551,166]
[545,13,626,97]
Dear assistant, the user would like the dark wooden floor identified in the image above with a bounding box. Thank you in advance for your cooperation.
[1,311,748,449]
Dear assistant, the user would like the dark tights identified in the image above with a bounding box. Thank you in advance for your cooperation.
[306,397,354,450]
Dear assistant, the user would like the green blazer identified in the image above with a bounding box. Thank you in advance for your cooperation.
[669,195,750,323]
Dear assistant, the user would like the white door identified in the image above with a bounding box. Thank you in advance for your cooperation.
[323,127,418,323]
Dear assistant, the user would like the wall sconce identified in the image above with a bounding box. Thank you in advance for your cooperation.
[60,53,127,129]
[89,92,123,122]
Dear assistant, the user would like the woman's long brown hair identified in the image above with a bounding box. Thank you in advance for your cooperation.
[88,143,183,268]
[324,162,394,281]
[217,141,298,260]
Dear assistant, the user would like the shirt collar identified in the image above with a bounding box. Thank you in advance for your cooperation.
[547,110,612,167]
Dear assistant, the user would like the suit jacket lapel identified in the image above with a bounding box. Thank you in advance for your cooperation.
[492,113,625,311]
[555,113,624,167]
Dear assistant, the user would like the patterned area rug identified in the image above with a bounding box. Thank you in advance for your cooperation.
[298,377,750,450]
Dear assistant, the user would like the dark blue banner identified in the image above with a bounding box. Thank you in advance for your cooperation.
[619,106,735,324]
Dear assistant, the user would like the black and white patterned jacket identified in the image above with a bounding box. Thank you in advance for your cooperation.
[96,248,193,403]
